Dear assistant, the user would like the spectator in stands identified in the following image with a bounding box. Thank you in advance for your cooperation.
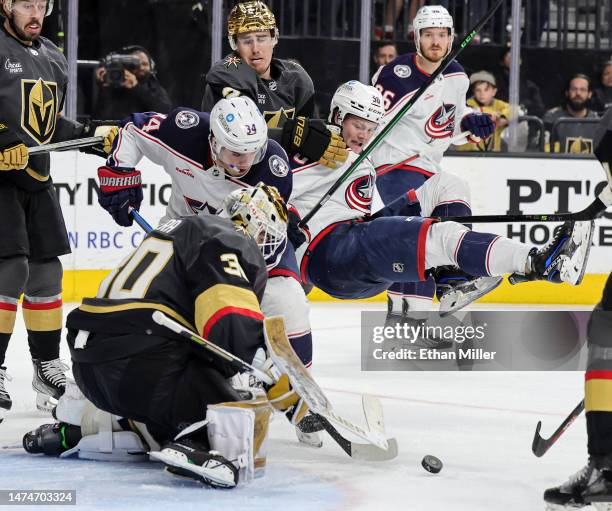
[374,0,425,40]
[457,71,510,152]
[93,46,172,120]
[372,43,397,81]
[591,61,612,114]
[543,74,599,153]
[492,45,545,118]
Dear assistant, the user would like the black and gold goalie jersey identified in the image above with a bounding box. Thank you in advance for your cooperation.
[201,53,314,128]
[0,25,82,190]
[66,215,268,367]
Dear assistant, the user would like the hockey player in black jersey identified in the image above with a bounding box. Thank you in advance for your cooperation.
[22,184,311,488]
[202,1,348,170]
[0,0,117,421]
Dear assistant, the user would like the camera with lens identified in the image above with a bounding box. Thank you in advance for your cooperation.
[101,53,141,88]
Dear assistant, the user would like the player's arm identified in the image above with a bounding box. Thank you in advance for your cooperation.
[95,111,168,227]
[0,122,27,171]
[185,236,268,372]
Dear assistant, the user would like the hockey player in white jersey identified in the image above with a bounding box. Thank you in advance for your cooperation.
[94,97,319,445]
[371,5,496,319]
[289,81,593,306]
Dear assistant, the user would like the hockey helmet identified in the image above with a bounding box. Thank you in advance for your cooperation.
[328,80,385,128]
[413,5,454,59]
[221,183,288,260]
[2,0,54,17]
[227,1,278,51]
[209,96,269,178]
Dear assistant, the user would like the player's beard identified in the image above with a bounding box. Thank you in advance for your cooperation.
[9,15,41,42]
[421,46,447,64]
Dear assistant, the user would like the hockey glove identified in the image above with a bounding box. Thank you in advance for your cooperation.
[79,122,120,159]
[0,123,28,171]
[96,166,143,227]
[282,116,348,169]
[266,374,309,426]
[287,206,308,249]
[461,113,496,140]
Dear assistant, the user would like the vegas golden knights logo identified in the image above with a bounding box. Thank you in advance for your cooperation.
[21,78,58,145]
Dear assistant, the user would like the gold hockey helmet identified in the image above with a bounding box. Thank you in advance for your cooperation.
[227,1,278,51]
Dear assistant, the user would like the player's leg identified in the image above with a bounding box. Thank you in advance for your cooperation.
[376,168,434,314]
[23,257,67,412]
[0,182,30,421]
[22,184,71,413]
[544,273,612,509]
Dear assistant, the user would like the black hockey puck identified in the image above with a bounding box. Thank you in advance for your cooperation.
[421,455,443,473]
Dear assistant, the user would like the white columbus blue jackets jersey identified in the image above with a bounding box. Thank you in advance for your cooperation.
[107,107,292,224]
[371,53,472,176]
[289,152,374,265]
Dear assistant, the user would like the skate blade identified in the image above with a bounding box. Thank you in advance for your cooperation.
[439,276,503,317]
[561,220,595,286]
[150,450,237,488]
[35,393,57,414]
[296,428,323,448]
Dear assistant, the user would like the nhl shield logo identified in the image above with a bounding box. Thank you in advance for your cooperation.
[424,103,456,139]
[21,78,58,145]
[392,262,405,273]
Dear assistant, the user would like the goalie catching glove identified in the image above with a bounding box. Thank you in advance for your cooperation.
[96,166,143,226]
[282,116,348,169]
[0,123,28,171]
[266,373,309,426]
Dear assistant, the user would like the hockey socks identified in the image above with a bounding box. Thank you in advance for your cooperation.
[0,296,17,366]
[23,294,63,361]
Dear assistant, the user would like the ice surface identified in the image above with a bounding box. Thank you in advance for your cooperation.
[0,302,592,510]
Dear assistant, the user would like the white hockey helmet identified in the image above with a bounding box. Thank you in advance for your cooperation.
[2,0,54,17]
[209,96,268,177]
[413,5,454,59]
[328,80,385,129]
[221,183,288,260]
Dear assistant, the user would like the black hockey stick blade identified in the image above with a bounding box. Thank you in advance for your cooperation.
[317,415,398,461]
[532,400,585,457]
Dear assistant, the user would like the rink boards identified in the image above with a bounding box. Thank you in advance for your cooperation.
[52,152,611,304]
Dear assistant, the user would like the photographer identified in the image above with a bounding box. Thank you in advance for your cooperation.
[93,46,172,120]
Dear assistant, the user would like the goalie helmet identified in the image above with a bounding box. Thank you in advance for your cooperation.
[413,5,454,59]
[328,81,385,128]
[2,0,54,17]
[209,96,268,177]
[221,183,288,260]
[227,1,278,51]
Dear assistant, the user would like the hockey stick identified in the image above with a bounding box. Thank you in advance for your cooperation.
[152,311,274,385]
[28,136,105,155]
[532,399,584,457]
[436,162,612,223]
[129,207,154,233]
[154,311,397,461]
[298,0,505,229]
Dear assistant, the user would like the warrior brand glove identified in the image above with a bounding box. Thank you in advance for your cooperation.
[266,374,309,426]
[96,165,143,226]
[282,116,349,169]
[461,113,496,140]
[0,123,28,171]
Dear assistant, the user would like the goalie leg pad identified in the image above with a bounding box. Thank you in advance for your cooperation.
[60,402,148,462]
[206,397,272,485]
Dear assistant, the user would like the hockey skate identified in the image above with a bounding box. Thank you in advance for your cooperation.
[0,366,12,424]
[510,220,594,286]
[150,436,239,489]
[433,266,503,317]
[294,412,323,448]
[544,457,612,510]
[32,358,69,413]
[23,422,82,456]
